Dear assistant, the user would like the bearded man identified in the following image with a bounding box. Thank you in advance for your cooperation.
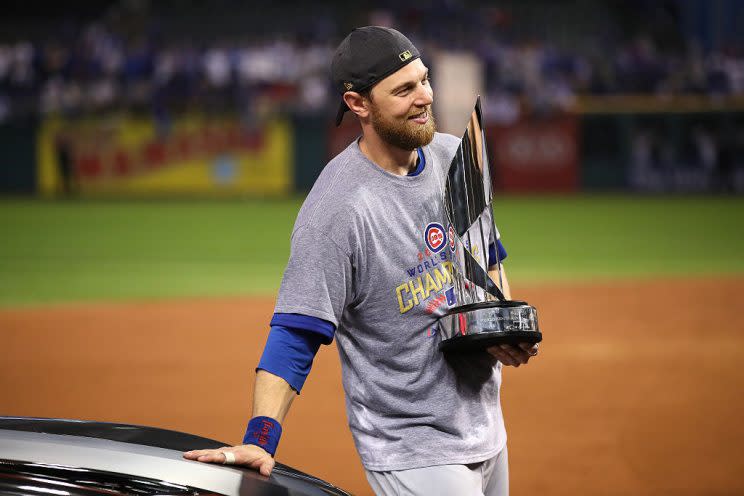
[185,26,538,496]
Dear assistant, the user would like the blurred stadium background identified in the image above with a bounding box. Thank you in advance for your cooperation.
[1,1,743,495]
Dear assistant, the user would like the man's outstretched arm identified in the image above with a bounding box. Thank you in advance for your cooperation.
[183,370,296,476]
[184,316,332,475]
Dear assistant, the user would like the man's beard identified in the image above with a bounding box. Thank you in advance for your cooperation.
[369,104,437,151]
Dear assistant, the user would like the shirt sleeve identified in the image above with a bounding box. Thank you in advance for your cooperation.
[273,224,354,327]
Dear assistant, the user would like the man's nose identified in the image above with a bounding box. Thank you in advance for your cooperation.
[414,84,433,106]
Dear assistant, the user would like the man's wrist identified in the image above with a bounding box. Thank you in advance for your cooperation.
[243,416,282,456]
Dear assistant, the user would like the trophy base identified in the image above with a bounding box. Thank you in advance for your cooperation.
[437,300,541,353]
[439,330,542,353]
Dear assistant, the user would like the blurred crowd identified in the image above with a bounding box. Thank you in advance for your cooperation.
[629,123,744,193]
[1,1,743,123]
[0,28,336,123]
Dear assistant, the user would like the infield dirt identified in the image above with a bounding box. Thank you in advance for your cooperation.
[2,277,743,496]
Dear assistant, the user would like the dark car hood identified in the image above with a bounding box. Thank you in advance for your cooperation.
[0,417,350,496]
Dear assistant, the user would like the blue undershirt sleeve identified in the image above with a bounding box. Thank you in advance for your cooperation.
[256,313,336,393]
[269,313,335,344]
[257,326,323,393]
[488,239,508,267]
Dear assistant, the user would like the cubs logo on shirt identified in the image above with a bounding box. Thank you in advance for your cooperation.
[424,223,446,253]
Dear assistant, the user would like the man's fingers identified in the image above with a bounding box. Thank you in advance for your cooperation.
[238,448,275,476]
[487,344,534,366]
[197,451,230,463]
[183,449,213,460]
[199,453,221,463]
[255,457,276,476]
[518,341,539,356]
[500,344,528,365]
[487,346,517,366]
[511,344,533,363]
[184,445,274,475]
[183,448,232,463]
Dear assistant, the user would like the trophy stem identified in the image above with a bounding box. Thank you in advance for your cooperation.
[477,216,488,272]
[461,145,477,305]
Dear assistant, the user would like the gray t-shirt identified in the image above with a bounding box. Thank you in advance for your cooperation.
[274,133,506,471]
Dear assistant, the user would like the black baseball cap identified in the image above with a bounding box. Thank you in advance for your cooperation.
[331,26,421,126]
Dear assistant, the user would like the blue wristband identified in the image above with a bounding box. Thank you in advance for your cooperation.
[243,416,282,456]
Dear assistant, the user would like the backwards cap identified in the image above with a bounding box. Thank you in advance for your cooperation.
[331,26,420,126]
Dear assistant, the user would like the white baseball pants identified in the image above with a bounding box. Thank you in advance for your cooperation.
[365,445,509,496]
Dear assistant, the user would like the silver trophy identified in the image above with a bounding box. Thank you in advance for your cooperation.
[437,97,542,353]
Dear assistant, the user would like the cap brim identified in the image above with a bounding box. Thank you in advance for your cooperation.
[335,101,349,126]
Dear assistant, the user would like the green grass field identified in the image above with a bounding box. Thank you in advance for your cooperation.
[1,196,743,307]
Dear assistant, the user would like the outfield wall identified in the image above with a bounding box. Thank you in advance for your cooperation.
[0,118,38,194]
[0,109,742,195]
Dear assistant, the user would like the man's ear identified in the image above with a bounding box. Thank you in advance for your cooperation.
[343,91,370,119]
